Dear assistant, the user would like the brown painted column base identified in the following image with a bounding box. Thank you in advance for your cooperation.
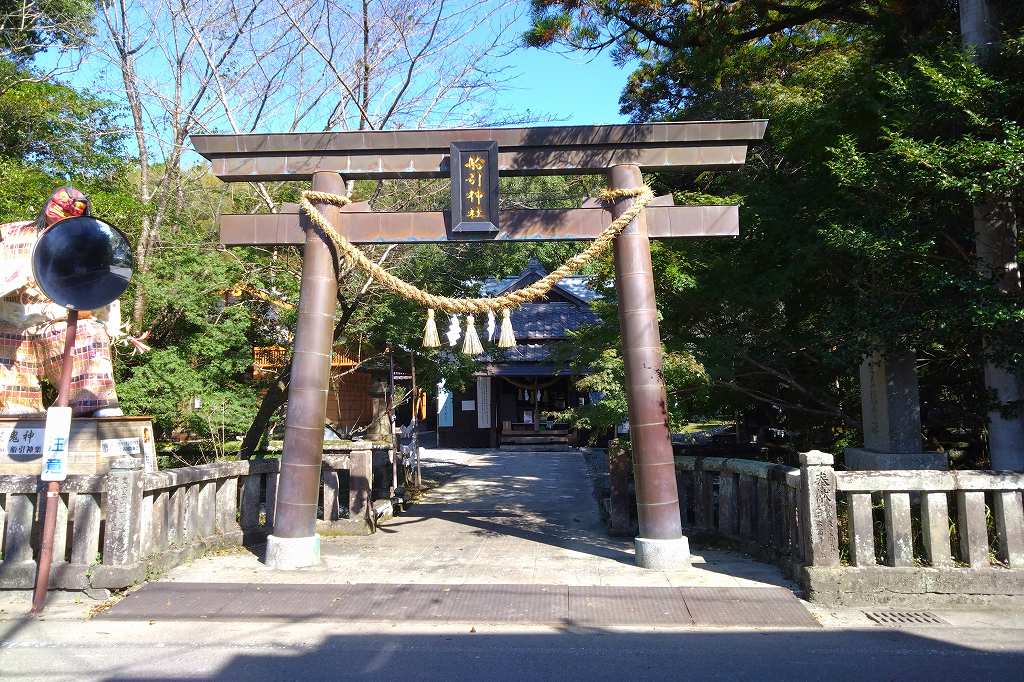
[609,164,690,570]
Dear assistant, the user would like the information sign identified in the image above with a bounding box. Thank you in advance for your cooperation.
[40,406,72,482]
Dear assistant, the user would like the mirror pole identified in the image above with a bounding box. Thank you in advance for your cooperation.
[31,309,78,614]
[55,309,79,407]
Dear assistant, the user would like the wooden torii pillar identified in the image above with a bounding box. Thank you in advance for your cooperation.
[192,121,766,569]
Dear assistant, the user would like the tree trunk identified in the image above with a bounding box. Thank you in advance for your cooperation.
[960,0,1024,470]
[973,202,1024,469]
[239,368,290,459]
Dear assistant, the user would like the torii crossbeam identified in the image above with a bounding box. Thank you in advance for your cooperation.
[192,120,767,570]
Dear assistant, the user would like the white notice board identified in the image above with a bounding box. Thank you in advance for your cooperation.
[476,377,491,429]
[437,382,453,428]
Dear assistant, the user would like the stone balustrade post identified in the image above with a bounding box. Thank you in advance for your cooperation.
[102,457,144,567]
[798,451,840,567]
[349,450,374,528]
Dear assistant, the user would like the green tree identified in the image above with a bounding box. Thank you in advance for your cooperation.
[0,0,92,65]
[527,2,1024,464]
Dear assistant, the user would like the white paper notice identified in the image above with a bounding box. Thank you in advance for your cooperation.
[40,406,72,482]
[100,437,142,456]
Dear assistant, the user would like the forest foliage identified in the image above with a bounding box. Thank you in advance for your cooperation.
[528,0,1024,465]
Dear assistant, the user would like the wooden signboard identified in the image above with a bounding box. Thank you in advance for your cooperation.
[476,377,492,429]
[0,416,158,475]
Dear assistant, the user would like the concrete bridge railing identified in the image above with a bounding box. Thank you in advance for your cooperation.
[676,451,1024,605]
[0,451,378,591]
[675,455,805,570]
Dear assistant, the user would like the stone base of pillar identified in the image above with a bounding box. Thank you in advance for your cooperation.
[844,448,947,471]
[634,536,690,570]
[264,534,321,570]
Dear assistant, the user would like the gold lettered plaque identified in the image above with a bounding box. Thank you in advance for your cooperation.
[449,140,499,234]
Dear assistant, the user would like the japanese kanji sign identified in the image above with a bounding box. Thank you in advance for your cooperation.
[449,140,499,233]
[40,406,72,482]
[0,426,43,459]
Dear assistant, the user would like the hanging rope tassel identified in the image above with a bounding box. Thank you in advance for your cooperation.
[498,308,517,348]
[422,309,440,348]
[462,314,484,355]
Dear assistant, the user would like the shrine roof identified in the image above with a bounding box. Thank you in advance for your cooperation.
[475,343,581,376]
[479,256,602,304]
[507,303,600,340]
[480,275,600,303]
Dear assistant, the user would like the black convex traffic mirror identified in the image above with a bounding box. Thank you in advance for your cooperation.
[31,215,134,310]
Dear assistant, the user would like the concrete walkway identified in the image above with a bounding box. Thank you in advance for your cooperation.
[160,448,793,589]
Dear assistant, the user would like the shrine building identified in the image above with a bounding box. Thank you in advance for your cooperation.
[438,257,601,450]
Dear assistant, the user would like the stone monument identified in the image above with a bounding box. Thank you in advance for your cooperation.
[844,350,947,470]
[366,379,392,442]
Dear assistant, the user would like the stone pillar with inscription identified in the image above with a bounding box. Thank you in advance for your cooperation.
[844,350,947,471]
[798,450,839,567]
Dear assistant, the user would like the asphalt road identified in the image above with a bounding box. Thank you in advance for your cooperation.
[2,620,1023,680]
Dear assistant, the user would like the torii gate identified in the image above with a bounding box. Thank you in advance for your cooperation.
[192,121,766,570]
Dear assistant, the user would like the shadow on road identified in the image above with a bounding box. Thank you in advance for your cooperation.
[95,628,1023,680]
[385,507,634,564]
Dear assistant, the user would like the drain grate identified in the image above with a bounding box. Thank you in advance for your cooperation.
[864,610,947,626]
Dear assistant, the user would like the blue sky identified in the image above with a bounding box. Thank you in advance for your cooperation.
[496,45,632,126]
[35,6,635,135]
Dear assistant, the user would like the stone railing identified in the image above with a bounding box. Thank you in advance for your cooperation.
[675,456,804,570]
[676,451,1024,605]
[0,451,377,591]
[803,451,1024,605]
[0,467,109,590]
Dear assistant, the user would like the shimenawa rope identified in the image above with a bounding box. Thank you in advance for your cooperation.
[299,185,654,353]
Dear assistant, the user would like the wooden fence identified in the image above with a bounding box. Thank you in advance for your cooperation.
[0,450,378,591]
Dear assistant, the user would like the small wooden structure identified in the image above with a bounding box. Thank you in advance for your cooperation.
[254,345,375,433]
[0,416,157,475]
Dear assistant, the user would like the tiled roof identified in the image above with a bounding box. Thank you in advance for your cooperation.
[555,277,603,303]
[467,260,603,371]
[479,275,601,303]
[478,256,603,304]
[505,302,599,340]
[483,343,554,363]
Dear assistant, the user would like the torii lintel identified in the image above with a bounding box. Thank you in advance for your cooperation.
[191,120,768,181]
[218,198,739,246]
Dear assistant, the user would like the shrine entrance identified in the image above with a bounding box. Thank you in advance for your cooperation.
[192,120,766,570]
